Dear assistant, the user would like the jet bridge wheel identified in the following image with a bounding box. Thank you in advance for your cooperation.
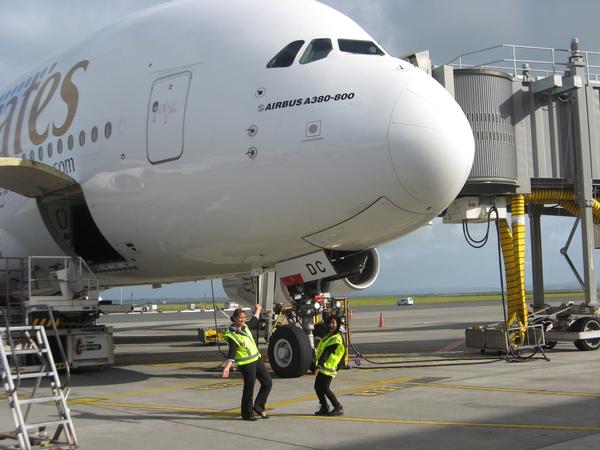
[268,324,312,378]
[570,318,600,351]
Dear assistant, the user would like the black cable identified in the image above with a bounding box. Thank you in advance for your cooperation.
[490,207,516,360]
[254,276,260,344]
[210,279,226,357]
[491,206,548,363]
[350,208,502,367]
[462,214,492,248]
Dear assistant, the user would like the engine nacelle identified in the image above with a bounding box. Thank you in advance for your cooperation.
[327,248,380,291]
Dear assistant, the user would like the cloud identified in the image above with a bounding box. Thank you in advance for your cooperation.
[0,0,171,83]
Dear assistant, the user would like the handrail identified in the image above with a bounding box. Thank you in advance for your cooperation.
[27,255,100,300]
[447,43,600,83]
[25,305,71,395]
[0,307,22,394]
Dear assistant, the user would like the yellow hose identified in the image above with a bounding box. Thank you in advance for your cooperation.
[497,195,528,346]
[510,195,528,340]
[497,218,517,325]
[491,189,599,348]
[524,190,600,223]
[557,201,600,224]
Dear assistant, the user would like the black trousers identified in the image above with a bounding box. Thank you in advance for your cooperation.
[238,359,272,419]
[314,371,340,409]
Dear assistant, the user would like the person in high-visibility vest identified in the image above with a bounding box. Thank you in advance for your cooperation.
[313,315,345,416]
[222,304,272,420]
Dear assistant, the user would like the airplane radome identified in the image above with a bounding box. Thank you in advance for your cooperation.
[0,0,474,296]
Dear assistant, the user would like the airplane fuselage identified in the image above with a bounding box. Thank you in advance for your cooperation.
[0,0,474,287]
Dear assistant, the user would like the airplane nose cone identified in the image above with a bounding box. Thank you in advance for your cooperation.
[387,76,474,213]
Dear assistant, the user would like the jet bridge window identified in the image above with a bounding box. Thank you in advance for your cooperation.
[299,39,333,64]
[338,39,384,56]
[267,40,305,68]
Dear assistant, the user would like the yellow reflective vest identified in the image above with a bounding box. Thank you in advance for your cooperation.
[224,324,260,366]
[315,332,344,377]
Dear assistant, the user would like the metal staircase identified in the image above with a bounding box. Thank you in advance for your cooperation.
[1,319,77,449]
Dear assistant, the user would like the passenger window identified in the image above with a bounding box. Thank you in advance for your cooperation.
[267,40,305,68]
[338,39,384,55]
[299,39,333,64]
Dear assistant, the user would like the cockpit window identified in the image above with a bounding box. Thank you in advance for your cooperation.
[299,39,333,64]
[338,39,384,56]
[267,40,305,68]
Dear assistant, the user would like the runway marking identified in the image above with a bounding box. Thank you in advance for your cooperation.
[396,381,600,398]
[70,400,600,432]
[339,377,392,383]
[72,400,225,415]
[281,415,600,431]
[189,381,243,391]
[220,375,413,414]
[68,372,600,432]
[351,385,406,397]
[69,380,240,404]
[434,339,465,353]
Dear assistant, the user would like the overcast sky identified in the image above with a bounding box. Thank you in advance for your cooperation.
[1,0,599,300]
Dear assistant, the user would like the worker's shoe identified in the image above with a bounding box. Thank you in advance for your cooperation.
[242,415,257,421]
[314,405,330,416]
[253,408,269,419]
[328,405,344,416]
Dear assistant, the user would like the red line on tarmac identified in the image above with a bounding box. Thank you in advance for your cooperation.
[435,339,465,353]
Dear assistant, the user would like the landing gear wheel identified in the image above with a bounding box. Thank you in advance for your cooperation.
[268,325,312,378]
[570,318,600,351]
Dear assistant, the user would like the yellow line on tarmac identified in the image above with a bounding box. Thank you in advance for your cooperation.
[74,400,225,415]
[396,381,600,398]
[338,377,392,383]
[282,415,600,431]
[69,380,242,404]
[71,401,600,432]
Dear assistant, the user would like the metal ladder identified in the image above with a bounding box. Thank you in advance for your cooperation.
[0,322,78,449]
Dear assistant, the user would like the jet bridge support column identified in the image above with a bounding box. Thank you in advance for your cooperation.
[529,205,545,309]
[569,39,597,306]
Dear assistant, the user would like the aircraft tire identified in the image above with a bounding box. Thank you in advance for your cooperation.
[268,324,312,378]
[570,318,600,351]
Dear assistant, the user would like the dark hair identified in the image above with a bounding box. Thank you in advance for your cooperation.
[231,308,246,322]
[328,315,342,332]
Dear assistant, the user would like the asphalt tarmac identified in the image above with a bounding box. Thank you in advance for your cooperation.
[2,300,599,449]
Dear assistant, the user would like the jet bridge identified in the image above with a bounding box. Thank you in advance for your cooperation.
[413,39,600,352]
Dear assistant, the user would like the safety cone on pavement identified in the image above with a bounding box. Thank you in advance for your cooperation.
[378,312,384,328]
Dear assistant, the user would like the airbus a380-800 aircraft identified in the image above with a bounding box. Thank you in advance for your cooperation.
[0,0,473,374]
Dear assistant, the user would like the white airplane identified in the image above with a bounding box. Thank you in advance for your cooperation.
[0,0,474,375]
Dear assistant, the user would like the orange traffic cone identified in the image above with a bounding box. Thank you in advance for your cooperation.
[378,312,384,328]
[349,310,353,320]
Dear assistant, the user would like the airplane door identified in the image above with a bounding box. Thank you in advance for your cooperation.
[146,71,192,164]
